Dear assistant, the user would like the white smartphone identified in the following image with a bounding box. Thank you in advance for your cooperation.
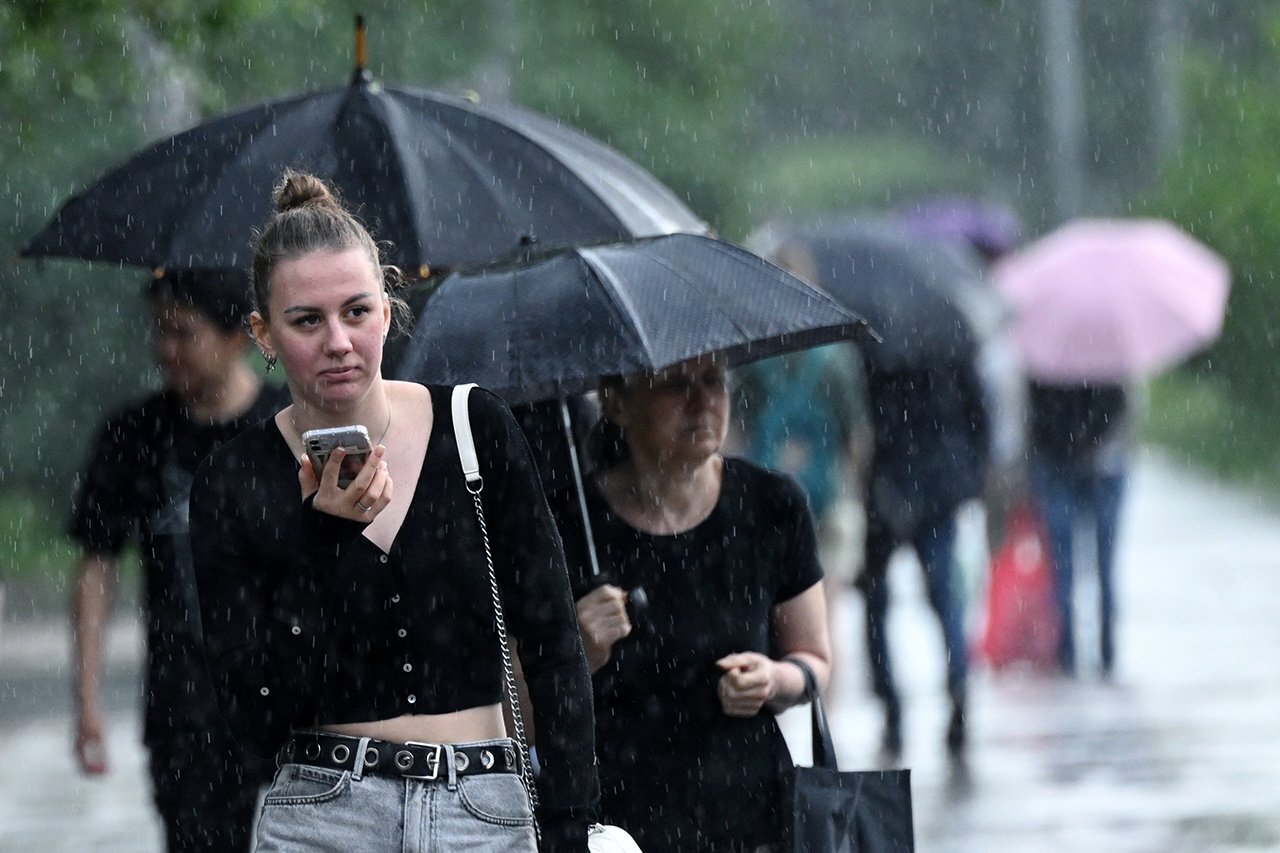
[301,425,372,488]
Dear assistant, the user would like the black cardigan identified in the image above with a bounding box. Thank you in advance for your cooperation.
[190,384,598,844]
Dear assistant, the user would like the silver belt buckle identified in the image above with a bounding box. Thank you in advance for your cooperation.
[400,742,444,780]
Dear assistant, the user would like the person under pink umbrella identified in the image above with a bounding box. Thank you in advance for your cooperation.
[993,218,1230,677]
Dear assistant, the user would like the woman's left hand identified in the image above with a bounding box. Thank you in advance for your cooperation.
[714,652,778,718]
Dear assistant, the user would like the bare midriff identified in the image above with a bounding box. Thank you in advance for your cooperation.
[321,703,506,744]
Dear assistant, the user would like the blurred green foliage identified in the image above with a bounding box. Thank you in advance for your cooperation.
[1142,18,1280,488]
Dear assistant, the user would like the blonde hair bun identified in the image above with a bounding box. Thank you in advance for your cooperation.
[273,169,339,214]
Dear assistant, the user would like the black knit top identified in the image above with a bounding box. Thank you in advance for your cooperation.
[190,385,598,845]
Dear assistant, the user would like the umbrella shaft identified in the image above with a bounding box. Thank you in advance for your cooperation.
[561,398,603,577]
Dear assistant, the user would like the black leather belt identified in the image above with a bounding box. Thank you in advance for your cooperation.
[279,732,520,781]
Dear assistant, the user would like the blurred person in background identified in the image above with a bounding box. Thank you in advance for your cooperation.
[896,196,1028,548]
[732,239,872,581]
[559,354,832,852]
[68,269,282,852]
[857,357,990,764]
[1027,380,1136,677]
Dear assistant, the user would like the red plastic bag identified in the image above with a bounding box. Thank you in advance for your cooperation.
[975,502,1061,671]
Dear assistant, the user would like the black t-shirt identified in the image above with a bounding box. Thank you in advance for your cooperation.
[189,385,598,831]
[1028,380,1128,466]
[68,387,283,741]
[551,458,823,852]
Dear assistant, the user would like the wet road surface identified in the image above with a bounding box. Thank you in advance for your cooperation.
[3,449,1278,851]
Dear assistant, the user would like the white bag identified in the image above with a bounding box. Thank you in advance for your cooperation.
[588,823,644,853]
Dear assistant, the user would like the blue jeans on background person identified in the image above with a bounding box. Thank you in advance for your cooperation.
[254,736,537,852]
[1031,460,1126,676]
[858,509,969,756]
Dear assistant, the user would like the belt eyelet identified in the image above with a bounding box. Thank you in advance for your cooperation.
[454,751,470,772]
[395,750,415,771]
[331,744,350,765]
[364,747,380,768]
[304,742,322,761]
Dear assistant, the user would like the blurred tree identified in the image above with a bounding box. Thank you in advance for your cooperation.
[514,0,789,235]
[1145,13,1280,416]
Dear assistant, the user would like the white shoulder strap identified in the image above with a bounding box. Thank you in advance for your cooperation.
[451,383,481,485]
[450,381,541,828]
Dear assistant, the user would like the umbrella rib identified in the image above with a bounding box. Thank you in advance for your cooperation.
[579,249,660,368]
[645,252,755,342]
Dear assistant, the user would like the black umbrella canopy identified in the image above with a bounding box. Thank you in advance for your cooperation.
[22,73,707,278]
[751,216,1005,371]
[397,232,873,403]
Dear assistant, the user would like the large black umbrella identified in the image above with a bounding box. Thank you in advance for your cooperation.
[398,231,870,580]
[22,70,706,278]
[397,232,872,403]
[750,216,1005,371]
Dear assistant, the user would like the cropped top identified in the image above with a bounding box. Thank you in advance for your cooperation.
[190,385,598,830]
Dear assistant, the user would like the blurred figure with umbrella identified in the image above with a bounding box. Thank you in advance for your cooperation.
[897,195,1029,549]
[68,269,282,852]
[994,218,1231,676]
[763,217,999,764]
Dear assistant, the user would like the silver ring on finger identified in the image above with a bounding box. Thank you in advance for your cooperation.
[355,500,372,513]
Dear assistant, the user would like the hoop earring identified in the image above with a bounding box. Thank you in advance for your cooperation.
[264,354,278,374]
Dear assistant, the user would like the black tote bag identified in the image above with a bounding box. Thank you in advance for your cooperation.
[788,660,915,852]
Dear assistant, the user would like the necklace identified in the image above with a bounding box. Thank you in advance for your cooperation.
[372,407,392,447]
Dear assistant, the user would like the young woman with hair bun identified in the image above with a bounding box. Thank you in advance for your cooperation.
[191,170,598,852]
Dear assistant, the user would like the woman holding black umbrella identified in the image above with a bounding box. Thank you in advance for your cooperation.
[556,353,832,852]
[189,171,597,852]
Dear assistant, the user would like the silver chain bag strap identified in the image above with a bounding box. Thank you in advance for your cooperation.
[451,385,642,853]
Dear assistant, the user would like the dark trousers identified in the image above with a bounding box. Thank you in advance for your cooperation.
[149,727,261,852]
[857,509,969,712]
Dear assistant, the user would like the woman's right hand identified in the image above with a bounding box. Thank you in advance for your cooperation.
[575,584,631,673]
[299,445,394,521]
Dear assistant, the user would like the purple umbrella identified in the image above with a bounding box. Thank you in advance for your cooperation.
[898,196,1022,260]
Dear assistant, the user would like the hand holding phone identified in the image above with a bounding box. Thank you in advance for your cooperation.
[302,425,372,488]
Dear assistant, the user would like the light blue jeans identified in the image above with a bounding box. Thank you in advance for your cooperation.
[255,737,537,852]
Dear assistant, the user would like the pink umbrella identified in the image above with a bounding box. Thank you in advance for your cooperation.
[992,218,1230,381]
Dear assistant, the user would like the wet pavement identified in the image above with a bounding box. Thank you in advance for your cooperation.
[2,448,1279,852]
